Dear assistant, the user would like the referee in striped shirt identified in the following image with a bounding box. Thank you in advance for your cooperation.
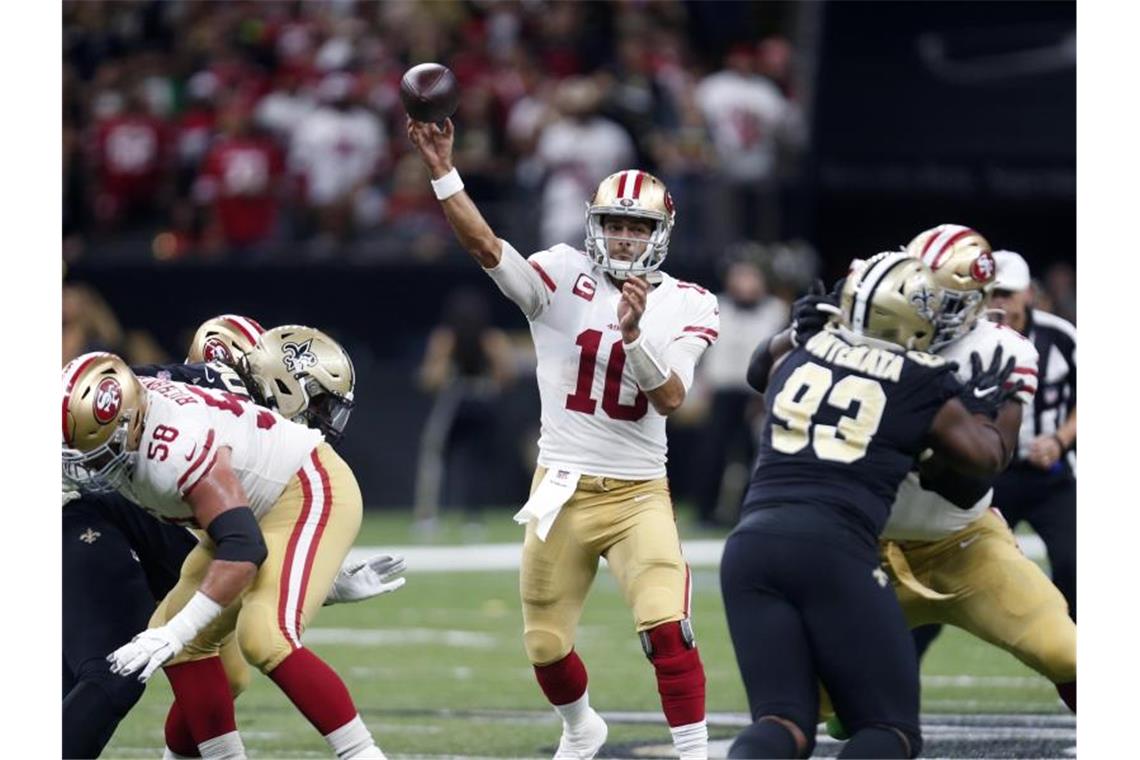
[989,250,1077,621]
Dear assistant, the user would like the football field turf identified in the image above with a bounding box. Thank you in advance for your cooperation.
[101,509,1071,759]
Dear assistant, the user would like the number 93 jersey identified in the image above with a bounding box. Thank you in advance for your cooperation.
[524,244,719,480]
[743,329,962,538]
[119,376,323,526]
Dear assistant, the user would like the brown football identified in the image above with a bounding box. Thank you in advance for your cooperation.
[400,63,460,123]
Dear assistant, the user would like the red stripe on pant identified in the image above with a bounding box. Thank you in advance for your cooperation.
[279,461,318,648]
[647,622,706,727]
[294,450,332,637]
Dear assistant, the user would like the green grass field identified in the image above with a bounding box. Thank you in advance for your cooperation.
[101,509,1064,759]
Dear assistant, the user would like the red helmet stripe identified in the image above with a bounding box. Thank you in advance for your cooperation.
[61,353,100,444]
[616,172,629,198]
[930,228,975,269]
[221,315,263,344]
[632,171,645,199]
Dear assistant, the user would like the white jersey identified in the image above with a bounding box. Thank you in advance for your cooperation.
[694,70,792,181]
[882,319,1039,541]
[489,242,718,479]
[119,377,323,526]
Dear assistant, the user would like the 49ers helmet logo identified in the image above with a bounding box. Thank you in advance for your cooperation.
[281,339,318,374]
[93,377,123,424]
[971,250,996,283]
[202,337,234,363]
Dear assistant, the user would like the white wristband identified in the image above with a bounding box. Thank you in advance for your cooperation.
[623,334,671,391]
[430,168,464,200]
[165,591,224,646]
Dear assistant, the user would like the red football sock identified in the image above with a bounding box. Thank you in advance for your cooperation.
[164,700,201,757]
[646,623,706,727]
[1056,680,1076,713]
[267,648,359,735]
[534,649,589,706]
[164,658,238,745]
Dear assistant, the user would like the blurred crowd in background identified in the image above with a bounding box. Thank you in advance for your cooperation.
[64,0,812,265]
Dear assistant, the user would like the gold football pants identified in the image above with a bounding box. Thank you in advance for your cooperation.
[152,443,363,673]
[520,468,691,666]
[884,508,1076,683]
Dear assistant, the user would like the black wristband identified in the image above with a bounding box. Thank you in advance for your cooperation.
[207,506,268,566]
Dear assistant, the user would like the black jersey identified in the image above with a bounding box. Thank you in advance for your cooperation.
[132,360,251,397]
[742,329,961,538]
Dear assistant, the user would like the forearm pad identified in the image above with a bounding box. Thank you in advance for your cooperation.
[207,507,268,567]
[623,334,670,391]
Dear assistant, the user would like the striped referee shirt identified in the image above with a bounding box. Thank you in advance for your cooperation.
[1015,309,1077,475]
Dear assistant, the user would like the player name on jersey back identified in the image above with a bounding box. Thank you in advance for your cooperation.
[119,377,323,526]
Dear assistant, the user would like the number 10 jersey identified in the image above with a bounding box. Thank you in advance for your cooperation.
[520,244,719,480]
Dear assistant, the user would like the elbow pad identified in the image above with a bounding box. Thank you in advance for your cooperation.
[746,336,776,393]
[207,507,268,567]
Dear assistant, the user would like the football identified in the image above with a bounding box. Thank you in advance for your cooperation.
[399,62,460,124]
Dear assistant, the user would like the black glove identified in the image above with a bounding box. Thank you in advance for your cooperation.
[791,279,840,346]
[958,345,1024,417]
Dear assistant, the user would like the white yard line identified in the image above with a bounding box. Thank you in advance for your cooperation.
[346,535,1046,573]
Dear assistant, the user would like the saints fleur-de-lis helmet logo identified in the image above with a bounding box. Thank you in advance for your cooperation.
[909,284,939,323]
[281,339,318,374]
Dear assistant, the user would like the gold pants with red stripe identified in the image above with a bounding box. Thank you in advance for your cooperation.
[520,467,691,666]
[887,508,1076,683]
[152,443,362,673]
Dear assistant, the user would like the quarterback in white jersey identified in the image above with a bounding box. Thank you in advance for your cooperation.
[872,225,1075,719]
[409,116,712,759]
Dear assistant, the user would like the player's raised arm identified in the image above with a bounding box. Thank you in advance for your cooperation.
[406,117,502,267]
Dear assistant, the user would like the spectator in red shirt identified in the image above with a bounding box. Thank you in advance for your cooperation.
[194,101,285,255]
[89,88,170,233]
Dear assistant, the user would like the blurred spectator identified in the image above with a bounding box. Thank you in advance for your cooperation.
[534,77,635,249]
[174,71,221,196]
[1043,261,1077,324]
[367,154,451,262]
[694,44,802,244]
[289,72,386,253]
[194,101,285,256]
[87,87,171,235]
[688,254,789,527]
[413,288,517,532]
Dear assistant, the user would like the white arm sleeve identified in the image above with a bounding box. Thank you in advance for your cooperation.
[483,240,550,320]
[665,339,709,393]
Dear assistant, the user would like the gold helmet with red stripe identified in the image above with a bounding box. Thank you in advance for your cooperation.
[838,251,943,351]
[905,224,996,349]
[187,314,266,365]
[61,352,146,492]
[585,169,676,279]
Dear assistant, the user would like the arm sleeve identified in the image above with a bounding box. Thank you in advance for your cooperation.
[483,240,558,320]
[668,291,720,392]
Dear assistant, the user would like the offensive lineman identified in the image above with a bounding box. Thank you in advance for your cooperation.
[408,118,714,759]
[62,329,385,758]
[63,316,406,759]
[724,252,1021,759]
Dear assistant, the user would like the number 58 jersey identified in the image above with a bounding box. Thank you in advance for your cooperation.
[119,376,323,526]
[521,244,719,480]
[743,329,962,538]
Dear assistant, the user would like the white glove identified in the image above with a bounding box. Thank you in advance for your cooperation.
[325,554,407,605]
[107,626,184,683]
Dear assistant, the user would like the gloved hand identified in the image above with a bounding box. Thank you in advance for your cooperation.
[107,626,184,683]
[959,345,1023,417]
[791,279,841,346]
[325,554,407,605]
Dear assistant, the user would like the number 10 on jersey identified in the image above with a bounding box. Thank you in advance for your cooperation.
[565,329,649,421]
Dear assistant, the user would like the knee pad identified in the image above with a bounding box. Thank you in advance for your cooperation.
[642,621,706,727]
[236,604,293,673]
[523,627,571,666]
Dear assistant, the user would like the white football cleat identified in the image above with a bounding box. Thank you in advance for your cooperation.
[553,708,608,759]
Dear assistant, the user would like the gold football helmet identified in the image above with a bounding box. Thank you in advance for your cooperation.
[905,224,995,349]
[584,170,676,279]
[187,314,266,364]
[61,352,146,492]
[839,251,942,351]
[244,325,356,442]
